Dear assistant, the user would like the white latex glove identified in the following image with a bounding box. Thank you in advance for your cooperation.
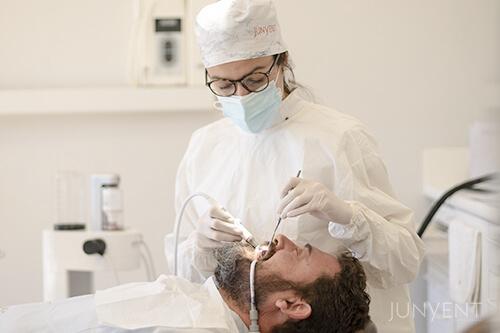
[277,177,353,225]
[195,206,243,249]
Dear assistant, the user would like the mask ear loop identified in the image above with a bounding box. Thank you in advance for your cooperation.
[273,66,284,100]
[249,259,260,332]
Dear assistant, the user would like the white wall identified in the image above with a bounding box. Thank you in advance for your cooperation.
[0,0,498,324]
[0,0,134,88]
[275,0,500,218]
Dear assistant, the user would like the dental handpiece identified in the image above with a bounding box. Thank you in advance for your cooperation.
[211,201,258,248]
[232,218,258,248]
[174,192,257,276]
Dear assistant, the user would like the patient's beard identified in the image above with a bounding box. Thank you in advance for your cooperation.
[214,243,253,308]
[214,243,296,310]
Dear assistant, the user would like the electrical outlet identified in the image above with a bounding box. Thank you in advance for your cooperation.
[0,249,5,259]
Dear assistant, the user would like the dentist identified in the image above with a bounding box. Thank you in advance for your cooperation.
[165,1,425,332]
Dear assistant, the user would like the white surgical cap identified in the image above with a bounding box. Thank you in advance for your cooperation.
[195,0,288,68]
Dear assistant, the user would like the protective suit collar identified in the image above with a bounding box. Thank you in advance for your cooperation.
[280,88,308,121]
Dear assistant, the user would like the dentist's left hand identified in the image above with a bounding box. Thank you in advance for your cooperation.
[277,177,353,225]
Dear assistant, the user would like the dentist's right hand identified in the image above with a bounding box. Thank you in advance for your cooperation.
[195,206,244,249]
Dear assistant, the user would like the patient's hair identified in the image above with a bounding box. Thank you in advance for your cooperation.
[270,252,371,333]
[214,244,370,333]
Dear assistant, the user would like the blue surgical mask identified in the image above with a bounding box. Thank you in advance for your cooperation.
[216,80,283,133]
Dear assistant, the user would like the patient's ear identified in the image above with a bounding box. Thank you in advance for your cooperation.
[275,297,311,320]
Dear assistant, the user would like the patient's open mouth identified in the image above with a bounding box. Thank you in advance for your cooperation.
[255,239,278,261]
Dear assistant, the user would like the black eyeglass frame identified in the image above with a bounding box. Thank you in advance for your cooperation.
[205,54,281,97]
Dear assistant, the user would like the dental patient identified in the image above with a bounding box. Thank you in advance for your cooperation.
[0,234,371,333]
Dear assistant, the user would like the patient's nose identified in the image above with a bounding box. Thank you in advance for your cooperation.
[274,234,294,251]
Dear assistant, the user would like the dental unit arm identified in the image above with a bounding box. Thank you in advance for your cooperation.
[173,192,258,276]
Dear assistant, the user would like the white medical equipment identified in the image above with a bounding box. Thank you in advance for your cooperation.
[173,192,258,276]
[42,229,150,301]
[43,171,158,301]
[90,174,124,231]
[129,0,213,86]
[422,148,500,333]
[129,0,186,85]
[423,198,500,333]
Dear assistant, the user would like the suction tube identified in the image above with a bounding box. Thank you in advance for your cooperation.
[173,192,218,276]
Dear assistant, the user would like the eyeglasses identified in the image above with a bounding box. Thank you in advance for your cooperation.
[205,54,280,97]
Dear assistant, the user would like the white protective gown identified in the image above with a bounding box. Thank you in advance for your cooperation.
[165,89,425,333]
[0,276,247,333]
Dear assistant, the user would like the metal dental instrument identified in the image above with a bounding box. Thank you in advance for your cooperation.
[266,170,302,254]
